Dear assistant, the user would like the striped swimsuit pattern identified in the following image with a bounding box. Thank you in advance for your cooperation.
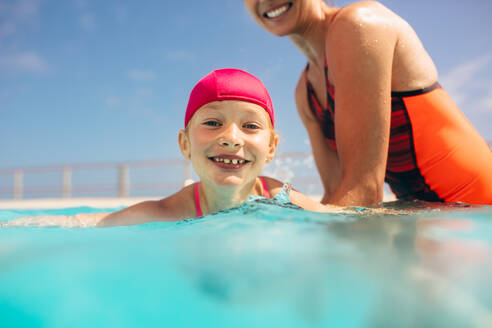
[305,61,441,201]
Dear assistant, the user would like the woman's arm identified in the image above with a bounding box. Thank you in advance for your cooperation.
[294,72,342,203]
[323,6,397,206]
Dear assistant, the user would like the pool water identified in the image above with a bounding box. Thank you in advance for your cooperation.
[1,200,491,327]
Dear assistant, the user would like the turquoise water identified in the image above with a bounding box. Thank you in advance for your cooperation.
[1,200,492,327]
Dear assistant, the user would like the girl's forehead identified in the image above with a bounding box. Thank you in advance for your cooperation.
[194,100,270,120]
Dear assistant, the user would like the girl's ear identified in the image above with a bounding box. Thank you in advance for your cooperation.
[265,131,279,163]
[178,129,191,160]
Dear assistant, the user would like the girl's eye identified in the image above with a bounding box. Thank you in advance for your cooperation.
[204,121,221,127]
[244,123,259,129]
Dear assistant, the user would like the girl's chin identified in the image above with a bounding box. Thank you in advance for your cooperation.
[207,174,254,188]
[213,177,246,187]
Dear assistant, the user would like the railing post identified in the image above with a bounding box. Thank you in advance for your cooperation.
[14,169,23,200]
[183,161,193,186]
[118,164,129,197]
[62,167,72,198]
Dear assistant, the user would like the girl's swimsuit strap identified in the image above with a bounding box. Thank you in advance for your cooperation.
[194,182,203,217]
[259,176,271,199]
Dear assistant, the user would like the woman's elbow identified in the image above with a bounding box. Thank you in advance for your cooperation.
[358,179,384,205]
[367,183,384,204]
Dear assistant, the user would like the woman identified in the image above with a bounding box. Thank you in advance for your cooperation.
[243,0,492,205]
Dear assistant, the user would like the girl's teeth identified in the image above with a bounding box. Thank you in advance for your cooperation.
[212,157,246,164]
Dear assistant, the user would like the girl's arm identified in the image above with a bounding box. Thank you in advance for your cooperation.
[96,200,172,227]
[264,177,343,213]
[97,187,195,227]
[289,189,343,213]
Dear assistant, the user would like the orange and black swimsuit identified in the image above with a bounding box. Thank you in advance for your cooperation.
[305,61,492,204]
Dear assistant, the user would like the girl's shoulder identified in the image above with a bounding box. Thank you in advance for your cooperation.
[155,183,197,219]
[259,176,285,198]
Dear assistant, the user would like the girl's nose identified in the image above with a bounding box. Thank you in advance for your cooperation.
[219,124,244,149]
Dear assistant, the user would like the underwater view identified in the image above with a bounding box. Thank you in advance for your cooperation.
[1,200,491,327]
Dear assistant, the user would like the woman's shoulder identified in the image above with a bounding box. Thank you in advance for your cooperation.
[330,1,403,34]
[326,1,402,63]
[336,1,396,20]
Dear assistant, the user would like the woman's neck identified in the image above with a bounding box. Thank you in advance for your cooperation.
[288,4,338,70]
[198,178,262,215]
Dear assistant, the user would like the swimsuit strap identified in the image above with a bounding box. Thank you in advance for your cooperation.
[194,182,203,217]
[259,176,271,199]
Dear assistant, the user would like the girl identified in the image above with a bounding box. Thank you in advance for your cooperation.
[243,0,492,205]
[98,68,340,227]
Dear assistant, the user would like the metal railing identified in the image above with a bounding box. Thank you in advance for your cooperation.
[1,140,490,200]
[0,158,193,200]
[0,152,315,200]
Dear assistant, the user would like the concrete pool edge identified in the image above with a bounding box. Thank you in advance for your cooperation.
[0,197,159,209]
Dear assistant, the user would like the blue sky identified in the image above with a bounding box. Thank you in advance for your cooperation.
[1,0,492,169]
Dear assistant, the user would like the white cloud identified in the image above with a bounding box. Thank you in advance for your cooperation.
[73,0,96,31]
[165,50,196,63]
[261,57,285,83]
[74,0,89,10]
[79,12,95,31]
[113,5,128,24]
[0,0,41,40]
[127,69,156,81]
[136,88,154,97]
[440,55,491,107]
[477,88,492,113]
[13,0,40,19]
[0,21,16,38]
[105,97,121,108]
[0,52,49,73]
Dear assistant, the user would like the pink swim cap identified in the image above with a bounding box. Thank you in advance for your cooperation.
[185,68,274,128]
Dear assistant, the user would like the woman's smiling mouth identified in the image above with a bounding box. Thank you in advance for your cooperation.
[263,2,293,19]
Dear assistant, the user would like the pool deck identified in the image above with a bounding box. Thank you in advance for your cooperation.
[0,197,159,209]
[0,193,397,209]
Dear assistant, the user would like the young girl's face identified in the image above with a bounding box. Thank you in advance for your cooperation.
[179,100,278,187]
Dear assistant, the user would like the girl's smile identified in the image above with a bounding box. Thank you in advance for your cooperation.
[208,154,249,168]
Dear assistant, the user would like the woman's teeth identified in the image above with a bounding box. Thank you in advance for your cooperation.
[212,157,246,165]
[264,4,290,18]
